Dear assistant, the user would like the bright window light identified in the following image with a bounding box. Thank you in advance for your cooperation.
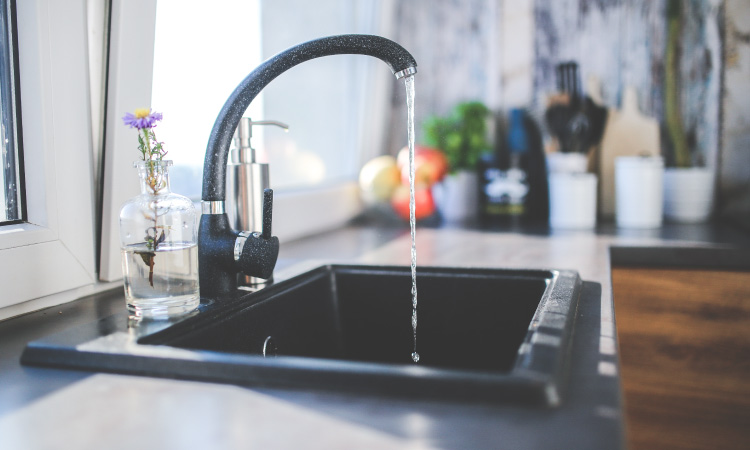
[151,0,263,199]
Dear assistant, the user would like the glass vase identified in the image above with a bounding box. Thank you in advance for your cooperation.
[119,160,199,319]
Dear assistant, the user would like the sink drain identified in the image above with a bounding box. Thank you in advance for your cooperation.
[262,336,277,357]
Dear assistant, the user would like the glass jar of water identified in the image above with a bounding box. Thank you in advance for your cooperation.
[119,160,199,318]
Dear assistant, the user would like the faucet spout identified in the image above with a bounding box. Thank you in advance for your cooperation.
[199,34,417,297]
[202,34,417,202]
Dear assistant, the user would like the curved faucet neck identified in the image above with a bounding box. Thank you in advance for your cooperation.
[201,34,417,202]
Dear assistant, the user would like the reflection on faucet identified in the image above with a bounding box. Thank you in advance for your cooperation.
[198,34,417,297]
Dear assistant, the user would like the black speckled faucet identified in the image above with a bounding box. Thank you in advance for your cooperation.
[199,34,418,297]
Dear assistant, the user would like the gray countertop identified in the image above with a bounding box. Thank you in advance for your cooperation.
[0,222,747,449]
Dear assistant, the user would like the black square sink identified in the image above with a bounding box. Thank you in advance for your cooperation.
[22,265,582,406]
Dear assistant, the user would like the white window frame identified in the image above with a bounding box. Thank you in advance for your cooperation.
[0,0,97,318]
[98,0,400,280]
[99,0,158,282]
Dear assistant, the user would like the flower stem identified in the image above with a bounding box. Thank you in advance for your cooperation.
[143,129,152,158]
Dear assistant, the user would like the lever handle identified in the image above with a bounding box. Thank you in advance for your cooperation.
[237,188,277,280]
[262,188,273,239]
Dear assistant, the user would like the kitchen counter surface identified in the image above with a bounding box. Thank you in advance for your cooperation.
[1,221,747,449]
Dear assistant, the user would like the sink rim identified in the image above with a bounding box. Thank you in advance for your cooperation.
[152,263,584,406]
[22,264,582,406]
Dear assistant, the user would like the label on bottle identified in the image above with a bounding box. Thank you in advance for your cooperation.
[482,167,529,216]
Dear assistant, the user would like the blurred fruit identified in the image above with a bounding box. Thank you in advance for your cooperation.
[359,155,401,203]
[391,184,436,221]
[396,145,449,186]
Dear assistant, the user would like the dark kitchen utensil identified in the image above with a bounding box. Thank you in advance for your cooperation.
[582,96,607,150]
[547,62,607,155]
[546,62,590,153]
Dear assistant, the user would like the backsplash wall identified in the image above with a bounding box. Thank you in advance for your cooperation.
[534,0,722,170]
[387,0,503,149]
[721,1,750,224]
[387,0,748,221]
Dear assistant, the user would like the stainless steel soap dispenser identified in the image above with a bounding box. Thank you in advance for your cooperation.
[227,117,288,287]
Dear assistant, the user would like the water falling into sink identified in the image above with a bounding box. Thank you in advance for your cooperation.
[404,75,420,364]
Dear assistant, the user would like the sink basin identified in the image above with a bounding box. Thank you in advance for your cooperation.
[22,265,582,406]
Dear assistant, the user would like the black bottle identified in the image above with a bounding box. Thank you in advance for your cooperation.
[479,109,548,224]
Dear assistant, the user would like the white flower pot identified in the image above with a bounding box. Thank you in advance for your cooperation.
[432,171,478,223]
[663,168,715,223]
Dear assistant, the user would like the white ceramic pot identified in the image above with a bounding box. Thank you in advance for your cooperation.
[546,153,588,174]
[548,173,597,229]
[432,171,478,223]
[615,156,664,228]
[663,168,715,223]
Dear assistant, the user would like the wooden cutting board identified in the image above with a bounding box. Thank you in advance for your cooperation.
[598,87,660,218]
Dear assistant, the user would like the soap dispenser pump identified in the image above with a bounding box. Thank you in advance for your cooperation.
[226,117,288,287]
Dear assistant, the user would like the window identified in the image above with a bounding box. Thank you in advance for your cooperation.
[149,0,394,197]
[0,0,23,224]
[0,0,97,317]
[0,0,400,320]
[0,0,400,313]
[100,0,396,280]
[150,0,264,200]
[259,0,391,190]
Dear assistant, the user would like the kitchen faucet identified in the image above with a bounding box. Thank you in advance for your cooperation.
[198,34,418,297]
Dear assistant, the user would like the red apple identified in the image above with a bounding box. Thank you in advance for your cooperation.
[396,145,449,186]
[391,184,436,221]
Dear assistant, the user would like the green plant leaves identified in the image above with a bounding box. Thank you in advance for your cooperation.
[422,101,491,172]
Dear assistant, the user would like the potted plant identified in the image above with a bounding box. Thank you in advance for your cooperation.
[423,101,491,223]
[662,0,715,223]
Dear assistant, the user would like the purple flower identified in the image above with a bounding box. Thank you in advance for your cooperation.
[123,108,163,129]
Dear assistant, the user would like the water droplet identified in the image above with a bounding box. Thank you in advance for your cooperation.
[411,352,420,363]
